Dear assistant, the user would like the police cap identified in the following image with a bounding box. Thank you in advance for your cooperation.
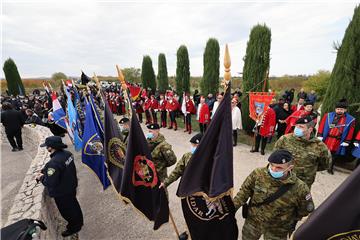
[190,133,203,144]
[268,149,293,164]
[147,123,160,130]
[40,136,67,149]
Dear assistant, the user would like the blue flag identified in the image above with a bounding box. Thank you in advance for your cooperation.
[64,86,82,151]
[82,100,110,190]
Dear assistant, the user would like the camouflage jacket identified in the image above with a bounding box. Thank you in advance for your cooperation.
[163,152,192,187]
[147,134,177,182]
[274,133,332,188]
[233,167,314,230]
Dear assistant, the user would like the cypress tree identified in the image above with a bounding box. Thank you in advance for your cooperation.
[322,5,360,132]
[3,58,25,96]
[141,55,156,91]
[201,38,220,95]
[157,53,169,93]
[176,45,190,94]
[241,24,272,133]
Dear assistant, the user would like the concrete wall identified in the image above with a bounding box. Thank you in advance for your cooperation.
[2,125,77,240]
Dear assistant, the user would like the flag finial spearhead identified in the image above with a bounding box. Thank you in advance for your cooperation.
[223,44,231,87]
[116,65,127,90]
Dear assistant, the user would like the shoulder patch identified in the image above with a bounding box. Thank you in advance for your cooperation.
[47,168,56,176]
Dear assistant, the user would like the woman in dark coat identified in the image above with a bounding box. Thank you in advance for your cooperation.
[276,102,292,139]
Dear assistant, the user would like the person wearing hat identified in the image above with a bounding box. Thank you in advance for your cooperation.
[233,149,314,240]
[165,93,179,130]
[317,98,356,174]
[36,136,83,237]
[119,117,130,143]
[146,123,177,182]
[150,95,159,124]
[274,115,331,189]
[197,96,210,134]
[160,133,203,188]
[250,102,276,154]
[158,94,168,128]
[1,102,25,152]
[284,100,317,134]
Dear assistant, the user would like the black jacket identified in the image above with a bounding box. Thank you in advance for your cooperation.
[1,109,24,133]
[41,150,78,197]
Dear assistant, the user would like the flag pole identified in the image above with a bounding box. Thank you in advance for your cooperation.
[169,210,180,237]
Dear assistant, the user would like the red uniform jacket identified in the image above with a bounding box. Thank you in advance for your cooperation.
[291,104,305,112]
[165,100,179,112]
[198,103,210,124]
[158,99,167,111]
[150,99,159,110]
[356,131,360,141]
[186,100,196,114]
[285,110,315,134]
[318,113,355,153]
[259,108,276,137]
[144,98,151,111]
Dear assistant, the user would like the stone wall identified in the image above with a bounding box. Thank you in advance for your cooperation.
[3,125,76,239]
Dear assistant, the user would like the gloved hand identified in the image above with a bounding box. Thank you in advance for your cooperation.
[354,142,359,148]
[340,142,349,147]
[317,137,323,141]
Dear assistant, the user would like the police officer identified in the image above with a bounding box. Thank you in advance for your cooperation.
[233,150,314,240]
[36,136,83,237]
[1,102,24,151]
[274,116,331,189]
[160,133,203,188]
[119,117,130,143]
[146,123,177,182]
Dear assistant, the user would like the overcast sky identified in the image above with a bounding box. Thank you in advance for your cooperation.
[2,1,358,78]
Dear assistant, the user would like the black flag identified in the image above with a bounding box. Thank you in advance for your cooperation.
[103,92,125,193]
[120,109,169,230]
[176,84,238,240]
[81,71,90,85]
[293,166,360,240]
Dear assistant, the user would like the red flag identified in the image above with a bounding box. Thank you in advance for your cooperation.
[249,92,275,121]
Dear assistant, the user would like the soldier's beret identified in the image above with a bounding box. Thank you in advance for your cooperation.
[268,149,293,164]
[147,123,160,130]
[295,115,313,124]
[304,101,314,106]
[190,133,203,144]
[119,117,129,124]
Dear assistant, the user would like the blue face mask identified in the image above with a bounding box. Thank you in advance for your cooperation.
[146,132,154,139]
[191,146,197,154]
[268,166,285,179]
[294,127,304,138]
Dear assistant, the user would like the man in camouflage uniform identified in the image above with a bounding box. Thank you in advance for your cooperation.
[146,123,177,182]
[119,117,130,144]
[233,150,314,240]
[274,116,331,189]
[160,133,203,188]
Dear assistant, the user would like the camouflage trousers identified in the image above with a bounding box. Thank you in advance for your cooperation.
[242,218,289,240]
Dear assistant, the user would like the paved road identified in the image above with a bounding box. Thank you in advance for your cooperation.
[72,124,349,240]
[1,141,37,226]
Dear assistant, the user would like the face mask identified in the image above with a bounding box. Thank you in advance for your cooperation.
[146,132,154,139]
[268,166,285,179]
[294,127,304,138]
[191,146,197,154]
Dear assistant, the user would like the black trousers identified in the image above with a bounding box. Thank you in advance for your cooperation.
[54,195,83,232]
[199,123,207,134]
[254,134,268,152]
[185,114,192,125]
[233,130,238,145]
[169,111,176,124]
[145,110,152,123]
[151,110,157,123]
[137,113,143,123]
[161,110,167,125]
[6,129,23,149]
